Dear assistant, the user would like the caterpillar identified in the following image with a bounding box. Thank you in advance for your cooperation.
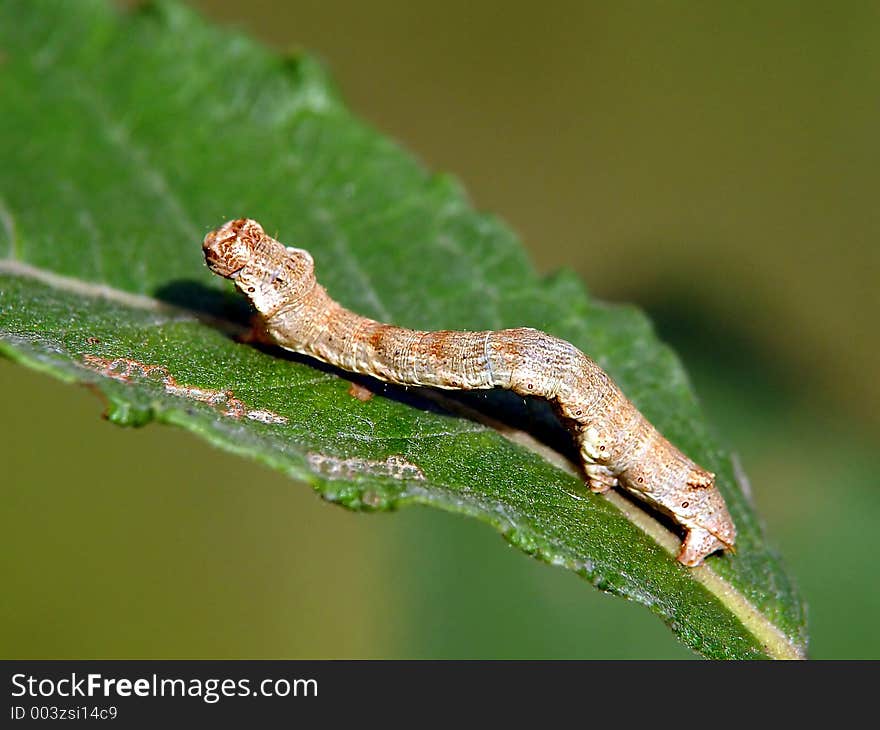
[203,219,736,566]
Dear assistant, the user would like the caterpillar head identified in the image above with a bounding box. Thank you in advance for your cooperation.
[203,218,316,318]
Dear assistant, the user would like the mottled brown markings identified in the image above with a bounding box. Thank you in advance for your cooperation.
[368,328,384,352]
[203,218,737,566]
[687,473,713,489]
[81,354,287,425]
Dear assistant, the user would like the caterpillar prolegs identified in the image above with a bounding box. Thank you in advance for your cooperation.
[203,219,736,566]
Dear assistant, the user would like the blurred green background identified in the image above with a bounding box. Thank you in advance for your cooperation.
[2,1,878,658]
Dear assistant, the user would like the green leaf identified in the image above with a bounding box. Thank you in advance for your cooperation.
[0,0,806,658]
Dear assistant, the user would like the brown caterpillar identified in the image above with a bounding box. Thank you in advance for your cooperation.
[203,219,736,565]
